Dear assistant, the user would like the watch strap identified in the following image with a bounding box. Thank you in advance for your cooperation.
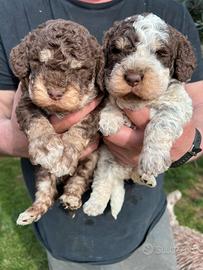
[170,128,202,168]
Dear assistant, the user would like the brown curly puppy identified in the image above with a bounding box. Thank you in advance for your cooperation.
[10,19,104,225]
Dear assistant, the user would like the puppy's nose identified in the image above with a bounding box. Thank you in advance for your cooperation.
[48,89,63,100]
[124,71,142,87]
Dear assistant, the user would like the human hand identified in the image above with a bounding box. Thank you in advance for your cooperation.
[104,107,195,167]
[10,84,29,157]
[50,96,102,160]
[10,84,101,158]
[50,96,102,133]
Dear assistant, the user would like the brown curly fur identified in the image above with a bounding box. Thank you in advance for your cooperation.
[10,19,104,113]
[10,19,104,225]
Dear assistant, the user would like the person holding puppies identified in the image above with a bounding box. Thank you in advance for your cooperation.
[0,0,203,269]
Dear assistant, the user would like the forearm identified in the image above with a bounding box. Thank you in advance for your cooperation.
[0,89,26,157]
[0,118,16,156]
[0,118,28,157]
[185,81,203,160]
[0,119,12,155]
[189,105,203,161]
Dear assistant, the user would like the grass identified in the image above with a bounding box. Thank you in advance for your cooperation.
[0,157,203,269]
[0,158,47,270]
[164,158,203,232]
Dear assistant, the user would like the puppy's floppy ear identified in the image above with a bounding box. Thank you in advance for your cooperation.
[103,27,113,58]
[9,34,31,80]
[95,48,105,92]
[103,21,120,59]
[89,36,105,92]
[171,27,196,82]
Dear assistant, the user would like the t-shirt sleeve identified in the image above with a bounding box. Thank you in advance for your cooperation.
[0,35,19,90]
[182,6,203,82]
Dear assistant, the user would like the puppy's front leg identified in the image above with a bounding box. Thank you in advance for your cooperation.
[16,90,64,171]
[17,167,57,225]
[51,112,99,177]
[138,114,180,183]
[99,99,127,136]
[138,82,193,183]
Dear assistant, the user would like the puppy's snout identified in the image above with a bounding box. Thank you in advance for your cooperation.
[48,89,64,101]
[124,71,142,87]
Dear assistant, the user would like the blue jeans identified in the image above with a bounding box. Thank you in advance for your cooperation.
[47,210,177,270]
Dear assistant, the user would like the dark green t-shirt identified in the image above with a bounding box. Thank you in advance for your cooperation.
[0,0,203,265]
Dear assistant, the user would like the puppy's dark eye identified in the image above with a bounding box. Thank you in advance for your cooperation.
[29,72,36,80]
[155,49,168,57]
[111,47,122,54]
[125,45,133,51]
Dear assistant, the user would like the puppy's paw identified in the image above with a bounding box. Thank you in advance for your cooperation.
[139,151,171,177]
[83,200,107,216]
[29,133,64,170]
[131,170,141,183]
[49,143,79,177]
[99,113,124,136]
[111,201,123,220]
[16,210,41,226]
[139,174,157,188]
[131,170,156,188]
[60,194,82,211]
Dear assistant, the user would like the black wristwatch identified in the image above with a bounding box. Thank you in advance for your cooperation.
[170,128,202,168]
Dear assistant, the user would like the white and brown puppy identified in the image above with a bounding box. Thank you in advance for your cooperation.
[83,13,195,219]
[10,19,104,225]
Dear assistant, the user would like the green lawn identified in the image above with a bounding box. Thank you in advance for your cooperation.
[0,158,47,270]
[0,157,203,269]
[165,158,203,232]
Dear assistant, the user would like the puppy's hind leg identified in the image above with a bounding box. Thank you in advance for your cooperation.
[110,179,125,219]
[83,146,115,216]
[60,151,99,211]
[83,146,131,217]
[17,168,57,225]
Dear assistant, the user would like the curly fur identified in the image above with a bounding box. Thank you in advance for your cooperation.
[10,19,104,225]
[83,13,195,219]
